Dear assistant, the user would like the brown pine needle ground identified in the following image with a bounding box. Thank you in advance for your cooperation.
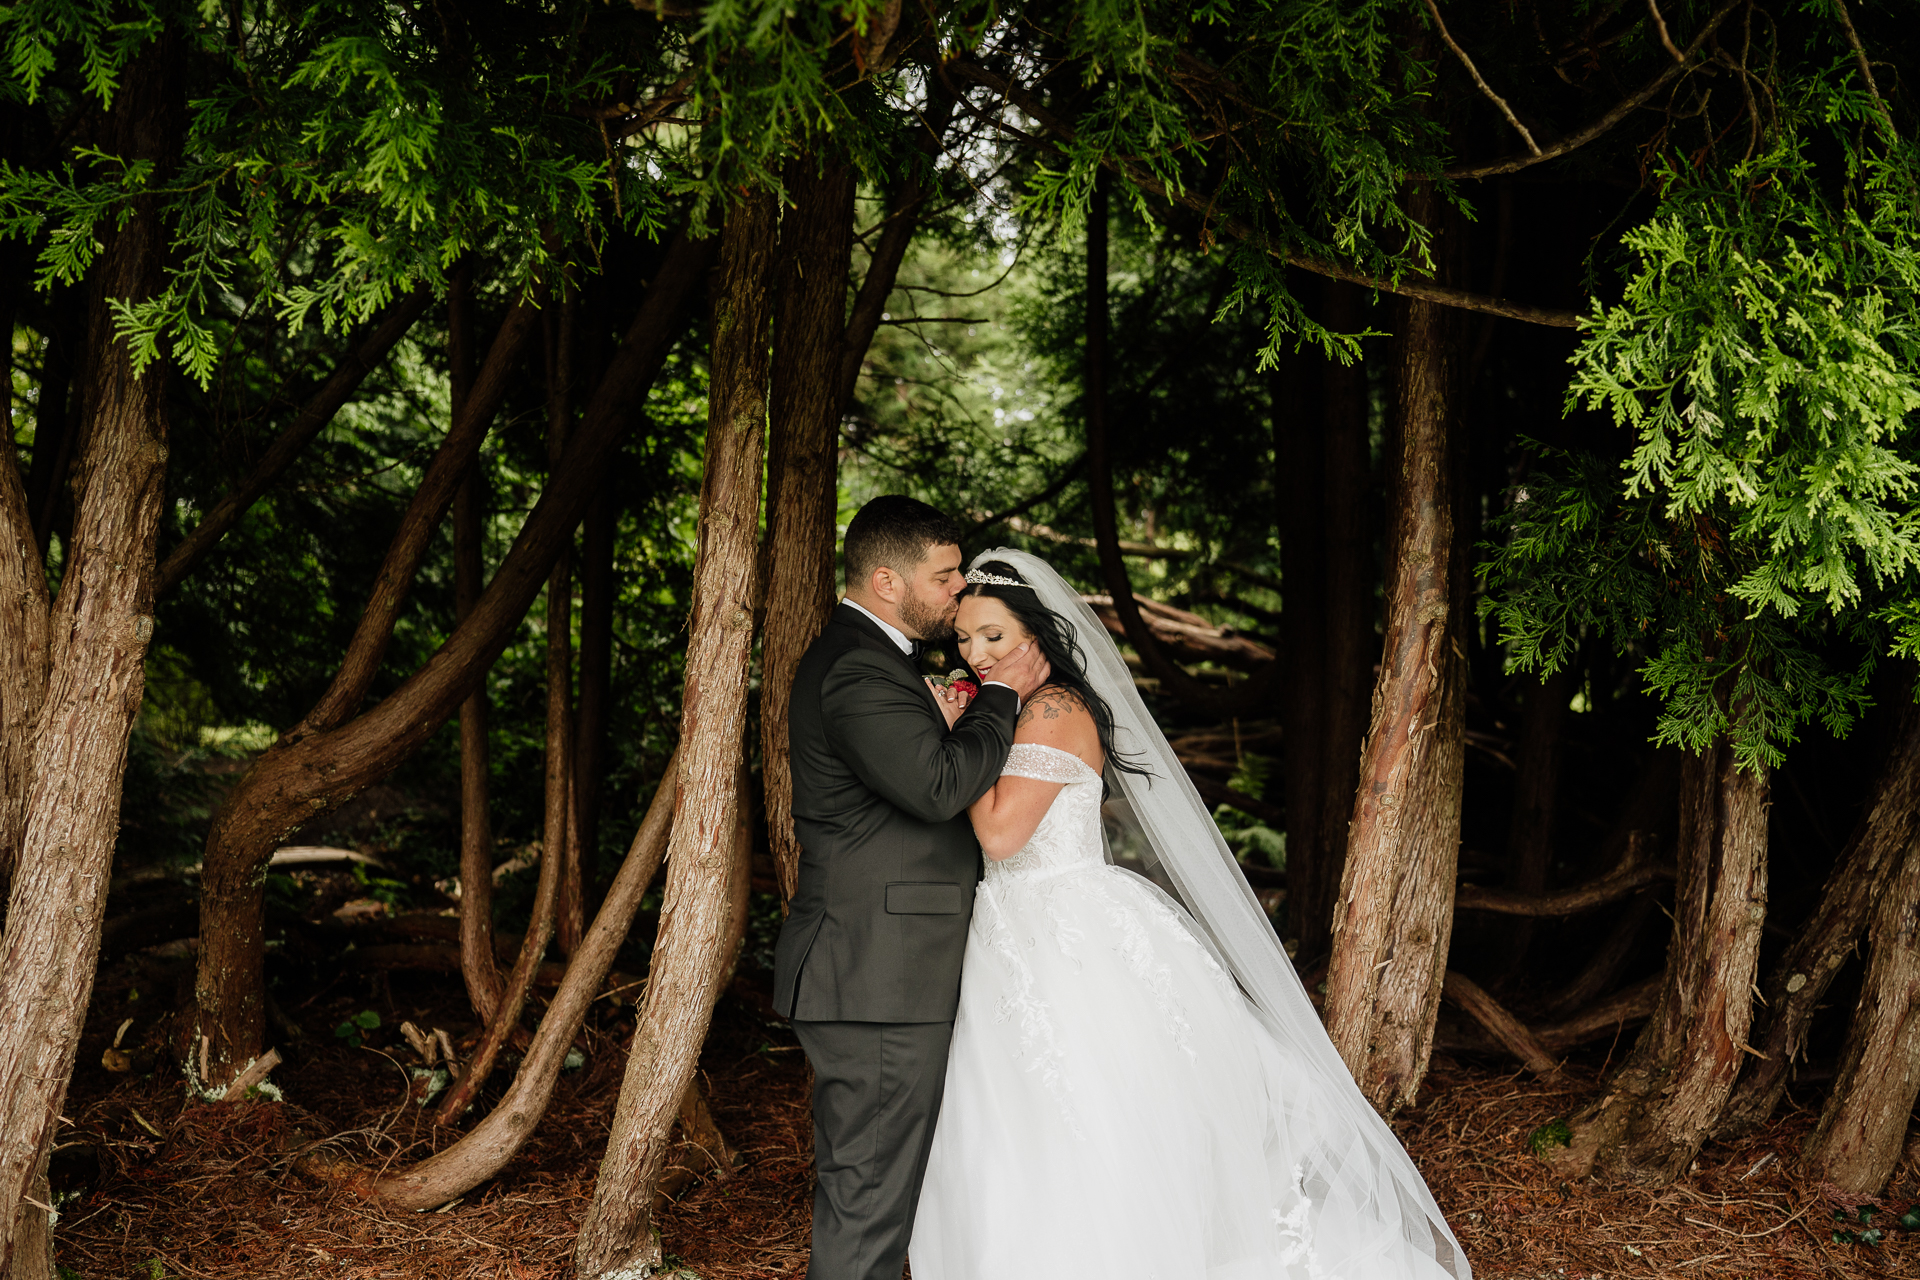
[54,963,1918,1279]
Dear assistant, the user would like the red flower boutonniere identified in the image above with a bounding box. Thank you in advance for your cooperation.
[929,669,979,699]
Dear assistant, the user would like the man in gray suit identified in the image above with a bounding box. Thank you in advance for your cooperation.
[773,496,1050,1280]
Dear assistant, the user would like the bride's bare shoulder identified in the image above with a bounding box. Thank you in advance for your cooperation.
[1013,685,1101,761]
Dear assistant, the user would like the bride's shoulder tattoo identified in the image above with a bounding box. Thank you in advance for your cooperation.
[1017,686,1086,728]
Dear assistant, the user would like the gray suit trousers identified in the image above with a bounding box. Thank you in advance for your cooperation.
[793,1019,955,1280]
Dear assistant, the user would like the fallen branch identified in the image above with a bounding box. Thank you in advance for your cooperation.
[1443,972,1557,1074]
[1082,594,1275,671]
[1189,773,1287,829]
[1455,858,1673,916]
[1438,974,1663,1059]
[219,1048,282,1102]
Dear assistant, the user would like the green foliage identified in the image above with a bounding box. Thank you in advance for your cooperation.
[350,861,410,910]
[1485,68,1920,769]
[333,1009,380,1048]
[1213,752,1284,868]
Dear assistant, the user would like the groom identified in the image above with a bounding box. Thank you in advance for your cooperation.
[773,496,1050,1280]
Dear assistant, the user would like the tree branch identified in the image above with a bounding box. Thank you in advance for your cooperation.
[1422,0,1540,155]
[942,60,1583,329]
[1443,0,1746,178]
[1832,0,1897,140]
[156,287,432,597]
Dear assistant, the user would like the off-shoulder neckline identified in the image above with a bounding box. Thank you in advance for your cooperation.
[1006,740,1102,781]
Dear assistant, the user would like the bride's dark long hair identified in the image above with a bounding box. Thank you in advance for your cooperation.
[959,560,1152,782]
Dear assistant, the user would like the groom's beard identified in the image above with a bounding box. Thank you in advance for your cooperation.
[900,592,958,643]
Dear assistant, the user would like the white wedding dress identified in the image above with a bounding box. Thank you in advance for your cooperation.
[909,744,1462,1279]
[907,548,1469,1280]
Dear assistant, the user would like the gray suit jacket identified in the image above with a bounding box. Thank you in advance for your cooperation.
[773,603,1018,1022]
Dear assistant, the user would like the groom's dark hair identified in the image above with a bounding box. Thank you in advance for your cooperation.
[843,496,964,591]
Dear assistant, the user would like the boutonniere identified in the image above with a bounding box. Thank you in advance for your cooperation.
[928,669,980,699]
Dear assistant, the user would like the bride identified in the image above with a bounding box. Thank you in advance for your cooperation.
[908,550,1470,1280]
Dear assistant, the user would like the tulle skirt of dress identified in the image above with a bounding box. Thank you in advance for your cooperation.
[910,863,1459,1280]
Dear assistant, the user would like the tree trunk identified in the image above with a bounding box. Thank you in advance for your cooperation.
[1500,669,1573,974]
[1323,191,1465,1117]
[192,233,714,1080]
[574,480,616,892]
[0,346,50,901]
[1548,740,1770,1185]
[1306,277,1376,968]
[1721,695,1920,1137]
[762,152,855,908]
[194,295,536,1083]
[449,262,503,1023]
[1277,342,1328,956]
[155,286,432,596]
[574,190,776,1279]
[1806,837,1920,1195]
[0,38,177,1268]
[374,751,679,1206]
[544,292,585,958]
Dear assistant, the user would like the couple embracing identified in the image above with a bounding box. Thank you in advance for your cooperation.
[773,497,1471,1280]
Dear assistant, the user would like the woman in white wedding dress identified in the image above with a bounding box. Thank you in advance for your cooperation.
[908,552,1470,1280]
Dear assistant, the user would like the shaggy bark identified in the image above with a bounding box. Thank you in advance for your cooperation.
[0,39,177,1268]
[1806,839,1920,1195]
[1548,741,1770,1185]
[0,356,50,901]
[1323,193,1466,1117]
[192,233,714,1079]
[374,752,679,1205]
[574,190,776,1278]
[761,153,856,908]
[155,287,432,596]
[449,263,503,1023]
[1720,697,1920,1138]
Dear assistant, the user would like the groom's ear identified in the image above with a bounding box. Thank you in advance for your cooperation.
[868,564,903,604]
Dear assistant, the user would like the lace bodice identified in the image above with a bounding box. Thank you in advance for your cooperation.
[985,743,1106,883]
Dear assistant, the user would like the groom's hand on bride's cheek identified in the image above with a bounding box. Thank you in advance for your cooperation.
[993,641,1052,700]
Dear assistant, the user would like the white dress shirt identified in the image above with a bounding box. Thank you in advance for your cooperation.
[841,597,1019,709]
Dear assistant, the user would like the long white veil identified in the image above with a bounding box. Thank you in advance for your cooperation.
[972,548,1471,1280]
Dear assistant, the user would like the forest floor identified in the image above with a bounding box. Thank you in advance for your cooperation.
[50,941,1919,1280]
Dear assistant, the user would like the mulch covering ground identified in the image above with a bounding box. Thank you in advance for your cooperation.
[54,957,1919,1279]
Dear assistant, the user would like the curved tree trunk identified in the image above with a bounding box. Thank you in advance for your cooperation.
[1323,191,1465,1117]
[1721,694,1920,1137]
[0,343,50,903]
[762,152,856,908]
[193,295,537,1083]
[450,262,504,1023]
[574,190,776,1279]
[1805,836,1920,1195]
[374,751,678,1206]
[192,233,714,1081]
[1549,739,1770,1185]
[0,36,177,1267]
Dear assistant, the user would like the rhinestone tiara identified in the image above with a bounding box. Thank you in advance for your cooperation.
[965,568,1027,588]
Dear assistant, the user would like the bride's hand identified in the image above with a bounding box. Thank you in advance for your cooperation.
[927,678,971,729]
